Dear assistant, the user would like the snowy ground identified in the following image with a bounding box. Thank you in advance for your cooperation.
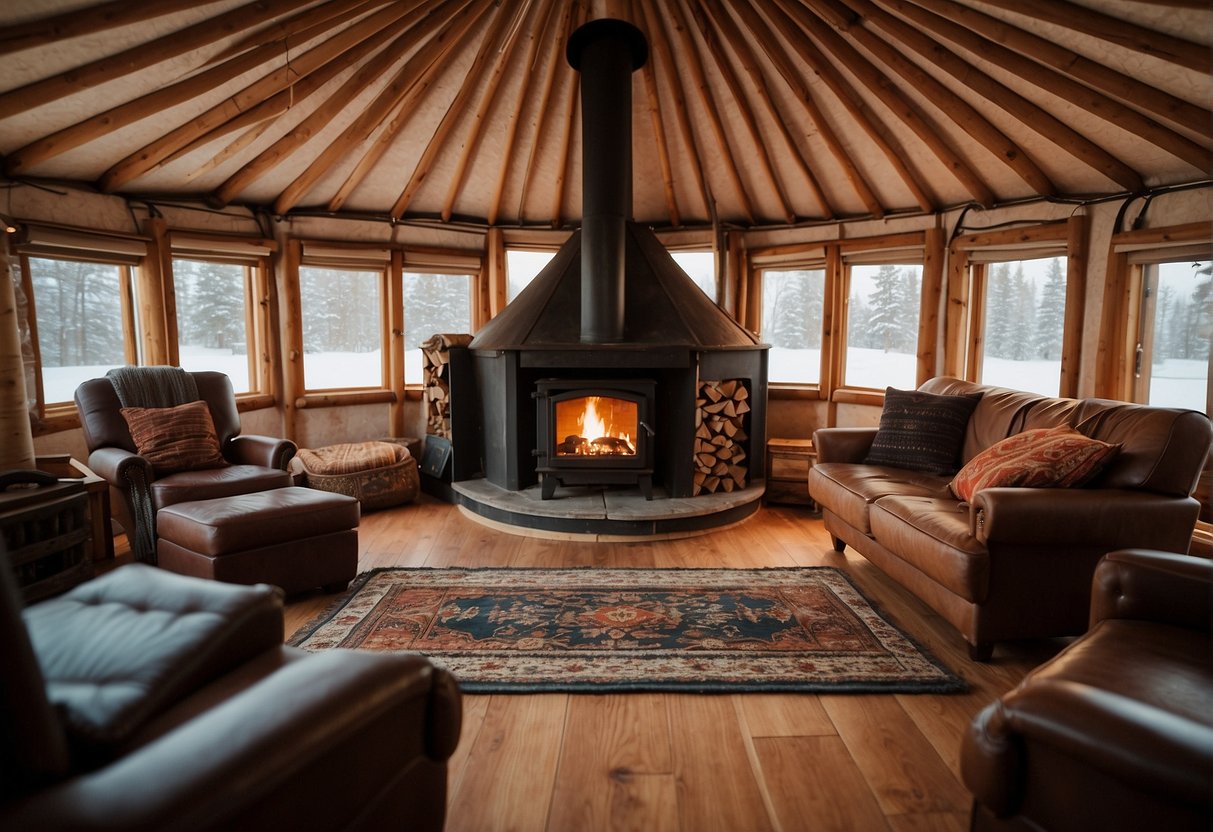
[42,347,1208,414]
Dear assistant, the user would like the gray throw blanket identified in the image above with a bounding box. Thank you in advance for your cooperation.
[106,366,199,408]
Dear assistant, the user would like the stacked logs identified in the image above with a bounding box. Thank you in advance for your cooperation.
[421,333,472,438]
[693,379,750,495]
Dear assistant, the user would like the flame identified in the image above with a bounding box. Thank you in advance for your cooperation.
[557,396,636,456]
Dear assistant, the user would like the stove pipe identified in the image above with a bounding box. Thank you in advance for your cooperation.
[566,19,648,344]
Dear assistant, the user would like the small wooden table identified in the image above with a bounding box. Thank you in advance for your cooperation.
[1,480,93,602]
[37,455,114,561]
[764,438,816,506]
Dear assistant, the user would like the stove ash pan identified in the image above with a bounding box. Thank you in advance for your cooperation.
[534,378,657,500]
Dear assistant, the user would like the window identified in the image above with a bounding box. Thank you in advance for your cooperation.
[299,264,384,390]
[669,250,716,302]
[1136,258,1210,412]
[173,259,256,394]
[403,270,473,384]
[974,256,1067,396]
[843,262,921,391]
[26,256,135,405]
[17,226,147,416]
[505,249,555,302]
[761,268,824,385]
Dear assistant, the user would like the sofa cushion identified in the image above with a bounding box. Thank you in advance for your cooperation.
[869,496,989,603]
[864,387,982,474]
[151,465,293,511]
[121,401,228,475]
[23,565,283,759]
[949,425,1121,502]
[810,462,951,535]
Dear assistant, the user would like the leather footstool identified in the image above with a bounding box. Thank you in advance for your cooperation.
[155,487,360,595]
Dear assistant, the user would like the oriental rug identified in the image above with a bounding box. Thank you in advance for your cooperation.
[288,567,965,693]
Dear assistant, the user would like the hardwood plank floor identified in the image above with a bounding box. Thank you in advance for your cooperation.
[282,495,1063,831]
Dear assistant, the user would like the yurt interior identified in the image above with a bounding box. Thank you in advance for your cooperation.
[1,1,1210,830]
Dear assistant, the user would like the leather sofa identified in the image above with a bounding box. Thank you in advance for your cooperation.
[75,371,296,564]
[0,560,462,831]
[961,549,1212,831]
[809,377,1212,659]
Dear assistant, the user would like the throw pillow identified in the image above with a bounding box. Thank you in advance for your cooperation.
[864,388,982,475]
[121,400,228,475]
[949,425,1121,502]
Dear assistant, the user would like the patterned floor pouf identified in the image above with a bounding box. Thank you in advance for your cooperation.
[292,441,419,510]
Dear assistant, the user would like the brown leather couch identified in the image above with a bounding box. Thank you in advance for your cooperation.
[75,371,296,563]
[960,549,1212,831]
[0,560,462,831]
[809,377,1212,659]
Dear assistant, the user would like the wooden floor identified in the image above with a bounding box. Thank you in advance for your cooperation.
[280,495,1065,832]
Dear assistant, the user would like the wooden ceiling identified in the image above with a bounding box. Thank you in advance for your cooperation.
[0,0,1209,230]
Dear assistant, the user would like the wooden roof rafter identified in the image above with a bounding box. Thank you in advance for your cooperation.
[697,0,835,220]
[977,0,1211,74]
[652,0,758,225]
[824,0,1056,196]
[904,0,1212,138]
[638,0,715,223]
[440,0,551,222]
[682,0,796,224]
[203,0,397,66]
[788,0,993,208]
[212,0,473,207]
[389,1,528,219]
[0,0,317,121]
[98,0,426,192]
[512,2,582,225]
[876,0,1210,175]
[0,0,212,54]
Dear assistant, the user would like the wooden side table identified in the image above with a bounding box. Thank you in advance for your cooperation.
[764,438,816,506]
[1,480,93,602]
[37,455,114,561]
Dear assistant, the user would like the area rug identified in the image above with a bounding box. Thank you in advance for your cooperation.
[288,567,965,693]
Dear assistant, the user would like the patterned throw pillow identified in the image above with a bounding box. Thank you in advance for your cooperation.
[949,425,1121,502]
[864,388,982,475]
[121,400,228,475]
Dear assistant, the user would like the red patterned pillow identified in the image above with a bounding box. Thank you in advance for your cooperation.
[121,400,228,475]
[949,425,1120,502]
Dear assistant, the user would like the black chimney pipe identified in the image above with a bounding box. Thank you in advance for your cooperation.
[566,20,648,344]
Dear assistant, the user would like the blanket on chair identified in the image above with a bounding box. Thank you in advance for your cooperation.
[106,366,199,408]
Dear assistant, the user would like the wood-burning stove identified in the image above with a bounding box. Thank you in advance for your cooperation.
[535,378,656,500]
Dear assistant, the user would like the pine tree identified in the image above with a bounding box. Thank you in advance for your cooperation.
[1034,257,1066,360]
[897,268,921,352]
[1008,264,1036,361]
[762,270,815,349]
[867,264,903,352]
[984,263,1012,358]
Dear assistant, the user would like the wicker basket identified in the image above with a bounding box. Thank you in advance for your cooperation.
[292,441,419,511]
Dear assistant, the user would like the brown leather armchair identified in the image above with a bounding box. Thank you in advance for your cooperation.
[961,549,1213,831]
[0,558,462,831]
[75,370,296,563]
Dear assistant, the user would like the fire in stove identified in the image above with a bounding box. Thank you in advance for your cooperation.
[556,396,637,457]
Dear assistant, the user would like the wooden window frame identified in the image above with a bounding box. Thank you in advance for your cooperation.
[946,217,1087,399]
[402,261,478,389]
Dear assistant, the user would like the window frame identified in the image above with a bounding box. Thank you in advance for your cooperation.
[755,258,828,391]
[168,231,278,409]
[16,224,148,433]
[401,261,477,389]
[947,218,1087,399]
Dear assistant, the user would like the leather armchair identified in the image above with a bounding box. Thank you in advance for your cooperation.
[0,559,462,831]
[961,549,1212,831]
[75,371,296,563]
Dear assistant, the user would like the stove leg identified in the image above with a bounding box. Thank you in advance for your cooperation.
[541,475,559,500]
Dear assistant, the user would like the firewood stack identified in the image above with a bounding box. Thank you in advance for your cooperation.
[421,333,472,438]
[693,379,750,495]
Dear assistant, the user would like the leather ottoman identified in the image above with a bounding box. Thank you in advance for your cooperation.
[155,487,360,595]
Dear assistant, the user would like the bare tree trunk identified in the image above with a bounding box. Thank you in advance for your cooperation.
[0,236,36,471]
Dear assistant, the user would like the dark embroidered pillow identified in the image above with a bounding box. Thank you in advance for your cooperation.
[864,387,982,475]
[121,400,228,475]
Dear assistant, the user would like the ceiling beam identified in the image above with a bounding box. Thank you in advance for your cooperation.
[389,2,524,219]
[0,0,315,121]
[0,0,212,54]
[658,0,758,225]
[204,0,394,65]
[978,0,1211,74]
[879,0,1210,175]
[830,0,1057,196]
[683,0,795,224]
[98,0,424,191]
[698,0,834,220]
[213,0,475,207]
[790,0,995,208]
[440,0,549,222]
[902,0,1213,143]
